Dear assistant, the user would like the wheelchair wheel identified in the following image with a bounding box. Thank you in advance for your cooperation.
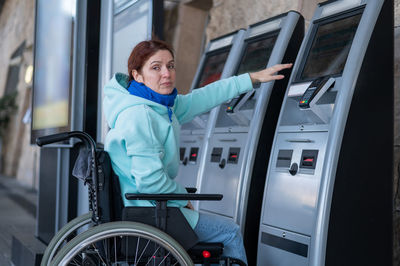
[41,212,93,266]
[52,221,194,266]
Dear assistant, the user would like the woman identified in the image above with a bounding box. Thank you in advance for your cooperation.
[103,39,292,264]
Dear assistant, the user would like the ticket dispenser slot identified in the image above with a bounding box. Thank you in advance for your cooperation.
[299,77,335,109]
[227,147,240,164]
[189,147,199,164]
[276,150,293,168]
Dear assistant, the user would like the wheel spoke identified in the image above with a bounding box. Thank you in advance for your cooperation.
[92,243,108,265]
[114,236,117,264]
[146,246,160,265]
[134,236,140,265]
[52,222,192,265]
[137,239,150,264]
[157,251,170,266]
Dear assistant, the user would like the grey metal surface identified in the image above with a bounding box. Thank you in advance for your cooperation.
[257,225,309,266]
[257,1,388,265]
[198,11,303,228]
[261,131,328,235]
[199,133,248,218]
[310,1,384,265]
[175,134,204,188]
[176,30,247,197]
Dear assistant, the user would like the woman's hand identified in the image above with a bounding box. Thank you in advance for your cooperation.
[249,63,293,84]
[185,201,194,210]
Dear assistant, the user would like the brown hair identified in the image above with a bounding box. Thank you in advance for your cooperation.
[127,39,174,82]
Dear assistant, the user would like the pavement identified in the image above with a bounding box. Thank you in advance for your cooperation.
[0,175,37,265]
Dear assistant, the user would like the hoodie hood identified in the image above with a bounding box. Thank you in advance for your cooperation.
[103,73,171,128]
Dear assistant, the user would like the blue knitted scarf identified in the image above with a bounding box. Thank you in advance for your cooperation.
[127,80,177,122]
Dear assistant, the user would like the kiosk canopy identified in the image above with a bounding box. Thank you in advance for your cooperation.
[299,12,362,81]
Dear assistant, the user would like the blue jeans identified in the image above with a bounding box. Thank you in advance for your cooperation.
[193,212,248,265]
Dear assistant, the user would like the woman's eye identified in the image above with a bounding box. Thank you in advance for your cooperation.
[168,65,175,70]
[152,66,160,70]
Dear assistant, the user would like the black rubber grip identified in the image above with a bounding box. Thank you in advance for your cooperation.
[36,132,71,146]
[185,187,197,193]
[125,193,223,201]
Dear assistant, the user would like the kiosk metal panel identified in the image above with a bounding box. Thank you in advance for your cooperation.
[257,1,393,265]
[176,31,247,189]
[197,12,304,266]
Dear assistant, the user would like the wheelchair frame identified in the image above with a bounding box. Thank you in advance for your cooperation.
[36,131,246,266]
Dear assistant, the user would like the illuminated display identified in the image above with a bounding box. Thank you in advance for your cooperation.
[300,13,362,80]
[196,50,230,88]
[236,34,278,75]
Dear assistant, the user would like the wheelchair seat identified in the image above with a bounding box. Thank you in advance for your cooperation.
[96,148,227,263]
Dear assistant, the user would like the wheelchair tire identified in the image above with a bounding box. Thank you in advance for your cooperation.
[41,212,93,266]
[52,221,194,266]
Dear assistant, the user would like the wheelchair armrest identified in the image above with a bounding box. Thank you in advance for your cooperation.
[185,187,197,193]
[125,193,222,201]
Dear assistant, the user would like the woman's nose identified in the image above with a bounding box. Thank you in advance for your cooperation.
[161,67,171,77]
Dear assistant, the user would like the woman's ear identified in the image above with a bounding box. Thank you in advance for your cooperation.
[132,69,143,83]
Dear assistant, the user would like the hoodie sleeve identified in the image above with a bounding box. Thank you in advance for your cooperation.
[173,73,253,125]
[118,106,188,207]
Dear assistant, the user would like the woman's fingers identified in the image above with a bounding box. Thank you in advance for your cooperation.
[250,63,293,83]
[267,63,293,74]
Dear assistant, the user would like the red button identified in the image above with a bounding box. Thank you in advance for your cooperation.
[202,250,211,258]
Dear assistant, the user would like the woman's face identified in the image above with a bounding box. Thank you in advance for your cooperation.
[132,49,176,95]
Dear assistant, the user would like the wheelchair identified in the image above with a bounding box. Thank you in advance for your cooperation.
[36,131,247,266]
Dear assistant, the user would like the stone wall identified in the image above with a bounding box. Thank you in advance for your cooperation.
[0,0,38,188]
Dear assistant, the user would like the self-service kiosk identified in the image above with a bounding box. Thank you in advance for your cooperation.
[257,1,393,266]
[196,11,304,264]
[175,30,247,189]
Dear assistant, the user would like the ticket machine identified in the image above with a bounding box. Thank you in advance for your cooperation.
[175,30,246,188]
[197,11,304,264]
[257,1,392,265]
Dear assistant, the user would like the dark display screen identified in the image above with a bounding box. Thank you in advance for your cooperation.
[236,34,278,75]
[300,13,362,80]
[196,49,230,88]
[31,0,75,143]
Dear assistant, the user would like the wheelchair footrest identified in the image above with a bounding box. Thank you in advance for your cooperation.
[188,242,223,262]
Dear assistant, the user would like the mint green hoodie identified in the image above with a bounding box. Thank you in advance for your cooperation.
[103,72,253,228]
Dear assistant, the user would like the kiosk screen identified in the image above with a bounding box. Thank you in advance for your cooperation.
[196,49,230,88]
[300,13,362,80]
[236,34,278,76]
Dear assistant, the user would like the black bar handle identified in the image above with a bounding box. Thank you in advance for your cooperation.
[35,131,96,152]
[36,132,71,146]
[125,193,223,201]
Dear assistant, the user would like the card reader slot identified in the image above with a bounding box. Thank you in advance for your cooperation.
[226,90,256,113]
[300,150,318,169]
[189,147,199,163]
[227,147,240,164]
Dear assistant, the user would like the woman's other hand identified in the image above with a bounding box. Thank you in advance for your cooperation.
[249,63,293,84]
[185,201,194,210]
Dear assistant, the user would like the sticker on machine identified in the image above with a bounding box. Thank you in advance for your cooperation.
[288,82,312,97]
